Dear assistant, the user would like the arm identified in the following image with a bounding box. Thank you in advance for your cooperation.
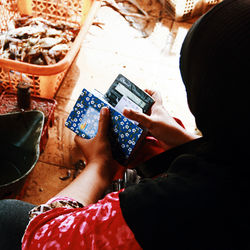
[55,107,118,206]
[123,89,199,149]
[22,109,140,249]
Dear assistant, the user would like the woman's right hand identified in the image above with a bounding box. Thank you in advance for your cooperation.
[74,107,118,182]
[123,89,198,148]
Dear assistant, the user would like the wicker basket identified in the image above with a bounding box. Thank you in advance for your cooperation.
[0,0,100,98]
[162,0,223,21]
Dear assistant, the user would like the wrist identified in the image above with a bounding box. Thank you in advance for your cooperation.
[170,127,199,147]
[159,124,199,148]
[85,159,115,185]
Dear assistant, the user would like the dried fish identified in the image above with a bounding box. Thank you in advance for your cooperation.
[39,37,63,48]
[7,25,46,38]
[48,44,69,61]
[27,37,40,46]
[0,16,80,65]
[42,51,56,65]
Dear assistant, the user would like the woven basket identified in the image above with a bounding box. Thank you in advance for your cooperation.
[162,0,223,21]
[0,0,100,98]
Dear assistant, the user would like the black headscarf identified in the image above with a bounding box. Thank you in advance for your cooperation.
[180,0,250,162]
[119,2,250,249]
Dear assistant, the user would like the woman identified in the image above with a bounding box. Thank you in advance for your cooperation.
[1,0,250,249]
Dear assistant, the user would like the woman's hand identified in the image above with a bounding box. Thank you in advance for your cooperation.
[54,107,118,205]
[123,89,198,148]
[74,107,118,181]
[75,107,112,166]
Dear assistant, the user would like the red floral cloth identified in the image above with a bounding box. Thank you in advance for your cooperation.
[22,191,141,250]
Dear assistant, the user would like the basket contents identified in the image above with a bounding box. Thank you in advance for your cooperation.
[0,16,80,65]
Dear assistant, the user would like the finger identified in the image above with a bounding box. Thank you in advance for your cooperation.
[145,89,162,105]
[152,92,163,106]
[97,107,110,136]
[123,108,152,129]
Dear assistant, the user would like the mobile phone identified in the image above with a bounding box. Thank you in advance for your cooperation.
[104,74,155,114]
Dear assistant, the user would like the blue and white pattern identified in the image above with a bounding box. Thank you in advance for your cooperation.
[65,89,144,164]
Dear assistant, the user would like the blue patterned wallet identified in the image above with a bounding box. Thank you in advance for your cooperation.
[65,88,145,165]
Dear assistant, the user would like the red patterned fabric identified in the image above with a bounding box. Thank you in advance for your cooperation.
[22,120,185,249]
[22,191,141,250]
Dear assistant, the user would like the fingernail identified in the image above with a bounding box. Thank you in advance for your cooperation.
[101,107,108,116]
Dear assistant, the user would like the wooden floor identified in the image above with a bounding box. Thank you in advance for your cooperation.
[20,5,197,205]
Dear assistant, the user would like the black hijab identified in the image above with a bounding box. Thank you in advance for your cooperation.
[135,0,250,177]
[119,2,250,249]
[180,0,250,161]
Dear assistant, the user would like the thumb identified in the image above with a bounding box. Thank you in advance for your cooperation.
[97,107,110,136]
[123,108,152,129]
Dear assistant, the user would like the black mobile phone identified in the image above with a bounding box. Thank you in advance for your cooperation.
[104,74,155,114]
